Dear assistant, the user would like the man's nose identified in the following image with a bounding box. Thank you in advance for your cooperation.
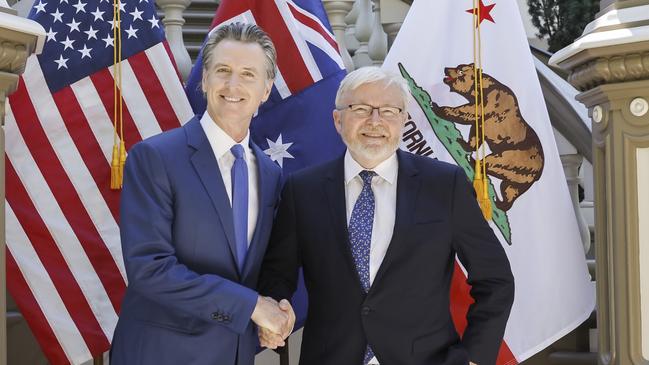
[225,74,241,87]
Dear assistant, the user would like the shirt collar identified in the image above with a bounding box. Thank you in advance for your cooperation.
[200,112,251,159]
[344,150,398,185]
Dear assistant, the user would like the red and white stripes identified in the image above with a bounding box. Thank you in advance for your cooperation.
[6,42,193,365]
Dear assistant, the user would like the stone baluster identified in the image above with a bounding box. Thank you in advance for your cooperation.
[155,0,191,81]
[560,154,592,254]
[382,22,402,51]
[344,1,360,58]
[352,0,373,68]
[368,0,387,65]
[323,0,355,72]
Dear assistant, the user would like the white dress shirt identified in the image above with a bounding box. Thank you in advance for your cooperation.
[200,112,259,246]
[344,151,398,365]
[344,150,398,286]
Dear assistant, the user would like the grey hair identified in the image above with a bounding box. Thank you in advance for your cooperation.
[202,22,277,80]
[335,66,411,109]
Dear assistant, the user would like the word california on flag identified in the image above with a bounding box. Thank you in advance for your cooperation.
[383,0,595,363]
[5,0,193,363]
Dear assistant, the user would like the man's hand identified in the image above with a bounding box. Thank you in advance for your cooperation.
[258,326,285,349]
[256,298,296,349]
[470,362,477,365]
[251,296,289,335]
[278,299,295,338]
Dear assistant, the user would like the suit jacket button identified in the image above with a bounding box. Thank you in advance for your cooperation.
[211,312,223,321]
[361,306,371,316]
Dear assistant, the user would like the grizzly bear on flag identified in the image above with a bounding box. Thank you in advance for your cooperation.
[431,63,545,211]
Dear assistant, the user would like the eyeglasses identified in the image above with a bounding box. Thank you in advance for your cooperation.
[339,104,403,119]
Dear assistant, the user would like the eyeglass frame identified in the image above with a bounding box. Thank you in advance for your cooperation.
[336,103,405,119]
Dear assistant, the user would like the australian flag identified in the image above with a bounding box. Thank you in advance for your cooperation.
[185,0,347,328]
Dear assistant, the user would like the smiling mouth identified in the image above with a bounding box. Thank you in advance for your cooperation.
[221,95,244,103]
[362,132,386,139]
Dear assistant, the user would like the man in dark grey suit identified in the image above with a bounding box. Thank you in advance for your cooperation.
[258,66,514,365]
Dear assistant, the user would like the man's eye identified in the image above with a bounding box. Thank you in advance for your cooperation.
[216,68,230,73]
[242,71,255,78]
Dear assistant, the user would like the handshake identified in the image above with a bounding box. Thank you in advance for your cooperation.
[251,296,296,349]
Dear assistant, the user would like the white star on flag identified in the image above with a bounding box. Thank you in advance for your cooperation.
[78,45,92,59]
[84,25,98,40]
[91,7,104,21]
[50,8,63,22]
[45,27,57,42]
[72,0,86,13]
[264,134,294,168]
[54,55,69,69]
[102,34,113,48]
[34,1,47,13]
[130,7,144,21]
[147,15,159,29]
[60,35,75,50]
[125,25,138,39]
[66,18,81,33]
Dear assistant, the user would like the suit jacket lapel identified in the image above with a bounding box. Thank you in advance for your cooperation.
[324,156,368,293]
[370,150,420,291]
[242,142,274,280]
[185,118,239,275]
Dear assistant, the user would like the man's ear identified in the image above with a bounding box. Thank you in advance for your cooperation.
[333,110,342,134]
[261,78,273,103]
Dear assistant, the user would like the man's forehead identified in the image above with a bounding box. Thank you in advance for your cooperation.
[342,81,401,101]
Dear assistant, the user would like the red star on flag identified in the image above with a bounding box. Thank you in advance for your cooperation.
[466,0,496,26]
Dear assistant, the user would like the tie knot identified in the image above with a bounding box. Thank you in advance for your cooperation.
[231,144,245,160]
[359,170,376,186]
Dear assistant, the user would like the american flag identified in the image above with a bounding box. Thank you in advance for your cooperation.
[5,0,193,363]
[185,0,348,329]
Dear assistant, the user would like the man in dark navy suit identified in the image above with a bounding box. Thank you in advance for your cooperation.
[258,67,514,365]
[111,23,294,365]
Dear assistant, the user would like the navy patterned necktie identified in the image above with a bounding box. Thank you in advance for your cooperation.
[230,144,248,272]
[348,170,377,365]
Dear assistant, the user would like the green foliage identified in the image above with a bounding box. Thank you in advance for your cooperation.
[527,0,600,52]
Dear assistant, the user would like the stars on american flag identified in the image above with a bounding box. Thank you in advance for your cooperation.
[31,0,165,88]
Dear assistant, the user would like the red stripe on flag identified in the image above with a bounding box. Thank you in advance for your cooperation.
[210,1,313,93]
[6,251,70,365]
[287,2,339,52]
[10,80,126,312]
[252,1,314,93]
[127,51,183,131]
[51,86,121,222]
[211,1,250,27]
[89,69,143,150]
[6,160,110,356]
[450,262,518,365]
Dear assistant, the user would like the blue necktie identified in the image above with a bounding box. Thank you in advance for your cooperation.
[230,144,248,272]
[348,170,376,365]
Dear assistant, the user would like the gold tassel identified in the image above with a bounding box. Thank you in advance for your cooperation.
[478,176,492,220]
[110,142,120,190]
[472,158,484,200]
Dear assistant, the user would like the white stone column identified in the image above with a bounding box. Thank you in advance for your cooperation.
[382,22,401,50]
[352,0,373,68]
[560,154,592,254]
[368,0,387,65]
[155,0,191,82]
[322,0,355,72]
[344,1,360,57]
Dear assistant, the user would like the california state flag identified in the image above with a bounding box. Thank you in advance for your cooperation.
[383,0,595,363]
